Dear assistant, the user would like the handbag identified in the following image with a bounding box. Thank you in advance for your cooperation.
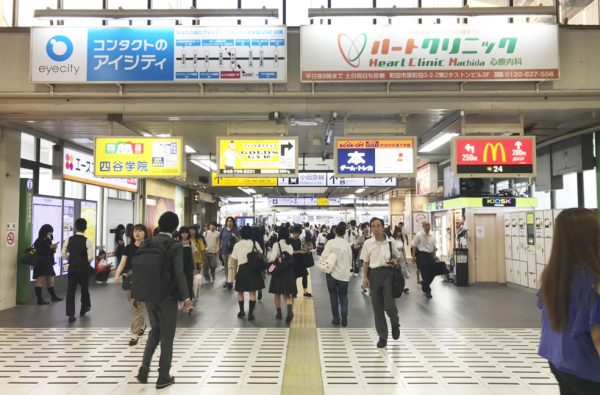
[121,273,132,290]
[20,247,38,266]
[392,265,406,298]
[303,252,315,268]
[247,242,269,272]
[267,243,291,277]
[433,259,450,276]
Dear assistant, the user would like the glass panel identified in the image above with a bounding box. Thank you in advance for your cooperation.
[64,180,85,199]
[196,0,241,26]
[20,168,34,179]
[289,0,325,26]
[584,168,597,209]
[533,188,551,210]
[555,172,579,209]
[18,0,54,26]
[329,0,379,25]
[21,133,36,161]
[421,0,463,25]
[496,180,510,193]
[39,139,54,165]
[561,0,599,25]
[86,184,101,201]
[1,0,14,26]
[108,188,119,198]
[118,190,133,200]
[62,0,104,26]
[107,0,150,26]
[38,167,62,197]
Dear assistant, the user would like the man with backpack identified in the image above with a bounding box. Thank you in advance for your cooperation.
[61,218,95,324]
[133,212,191,389]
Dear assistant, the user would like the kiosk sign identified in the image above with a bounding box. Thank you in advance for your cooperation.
[334,137,416,177]
[452,136,535,178]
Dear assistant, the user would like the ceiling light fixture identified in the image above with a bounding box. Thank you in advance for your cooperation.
[419,132,459,153]
[190,160,210,172]
[237,187,252,195]
[34,8,279,19]
[140,132,153,137]
[355,188,366,194]
[156,133,171,137]
[185,145,197,154]
[307,6,555,18]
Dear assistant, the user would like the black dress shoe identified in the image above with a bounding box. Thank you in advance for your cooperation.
[156,375,175,389]
[136,365,149,384]
[138,325,146,336]
[392,325,400,340]
[51,296,63,302]
[80,306,91,316]
[377,338,387,348]
[237,311,245,318]
[341,315,348,327]
[68,316,76,323]
[248,313,255,321]
[424,292,433,299]
[331,318,340,326]
[303,292,313,297]
[37,300,50,305]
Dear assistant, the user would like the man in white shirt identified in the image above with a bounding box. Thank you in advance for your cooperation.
[203,222,220,283]
[321,222,353,327]
[345,220,360,276]
[411,221,437,298]
[361,217,404,349]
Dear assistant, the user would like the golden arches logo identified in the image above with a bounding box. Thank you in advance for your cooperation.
[483,143,507,163]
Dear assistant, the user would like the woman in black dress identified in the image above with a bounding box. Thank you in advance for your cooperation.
[291,224,312,298]
[267,227,296,323]
[33,224,62,304]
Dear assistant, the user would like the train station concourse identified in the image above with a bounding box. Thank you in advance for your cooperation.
[1,1,600,394]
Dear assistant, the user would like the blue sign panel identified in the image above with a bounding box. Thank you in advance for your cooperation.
[337,149,376,175]
[87,28,174,81]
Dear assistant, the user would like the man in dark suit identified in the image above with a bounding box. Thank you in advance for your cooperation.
[135,211,191,389]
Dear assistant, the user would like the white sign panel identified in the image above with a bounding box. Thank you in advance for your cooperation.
[268,197,341,206]
[63,147,138,192]
[278,172,327,187]
[31,26,286,83]
[327,173,364,187]
[364,177,397,187]
[301,24,559,82]
[6,223,16,248]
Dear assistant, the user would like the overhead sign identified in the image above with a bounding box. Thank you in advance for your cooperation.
[482,197,517,207]
[300,24,559,82]
[94,137,184,178]
[278,172,327,187]
[269,197,341,206]
[31,26,287,83]
[416,163,438,195]
[452,136,536,178]
[424,197,537,211]
[334,137,416,177]
[211,173,278,187]
[217,136,299,177]
[62,147,138,192]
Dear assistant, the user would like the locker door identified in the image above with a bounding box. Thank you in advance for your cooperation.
[505,236,512,259]
[511,213,519,237]
[528,270,537,289]
[535,242,544,265]
[503,215,511,238]
[511,236,519,259]
[518,212,527,238]
[543,210,554,239]
[512,260,519,284]
[518,237,528,262]
[535,211,544,239]
[544,239,553,264]
[520,260,528,286]
[505,259,512,283]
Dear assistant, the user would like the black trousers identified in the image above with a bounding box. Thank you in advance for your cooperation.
[549,362,600,395]
[415,250,435,294]
[66,268,90,317]
[142,299,178,380]
[183,261,195,299]
[351,249,360,273]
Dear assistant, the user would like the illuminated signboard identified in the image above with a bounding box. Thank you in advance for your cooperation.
[217,136,299,177]
[482,197,517,207]
[452,136,536,178]
[334,136,417,177]
[94,137,184,178]
[211,171,397,187]
[211,173,278,187]
[63,147,138,192]
[268,197,341,206]
[416,163,438,196]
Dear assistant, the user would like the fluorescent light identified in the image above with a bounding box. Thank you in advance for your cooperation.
[190,160,210,172]
[355,188,366,194]
[185,145,197,154]
[419,132,459,153]
[156,133,171,137]
[72,138,94,144]
[238,187,252,195]
[246,188,257,194]
[208,160,217,171]
[26,120,36,123]
[140,132,153,137]
[346,194,356,199]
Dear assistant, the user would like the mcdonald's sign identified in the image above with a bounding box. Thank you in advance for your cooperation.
[452,136,536,178]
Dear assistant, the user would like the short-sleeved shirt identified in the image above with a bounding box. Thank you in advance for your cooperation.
[268,241,294,263]
[411,231,436,253]
[204,230,220,254]
[359,236,402,269]
[538,267,600,382]
[230,239,263,266]
[122,243,139,272]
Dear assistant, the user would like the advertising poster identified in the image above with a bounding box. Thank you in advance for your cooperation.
[217,136,298,177]
[300,24,559,82]
[146,195,175,235]
[31,196,63,277]
[31,26,287,83]
[94,137,184,178]
[412,212,430,234]
[80,201,97,252]
[334,137,416,177]
[452,136,536,178]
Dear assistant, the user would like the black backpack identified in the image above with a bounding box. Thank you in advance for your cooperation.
[247,241,269,272]
[130,238,176,303]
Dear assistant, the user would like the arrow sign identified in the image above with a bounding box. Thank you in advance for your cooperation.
[281,142,293,155]
[465,144,475,154]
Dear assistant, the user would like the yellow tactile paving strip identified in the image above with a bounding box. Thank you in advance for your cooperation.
[281,273,324,395]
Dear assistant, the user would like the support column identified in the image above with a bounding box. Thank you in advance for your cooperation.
[596,132,600,219]
[0,128,22,310]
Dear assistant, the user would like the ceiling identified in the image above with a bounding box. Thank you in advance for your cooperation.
[3,107,600,198]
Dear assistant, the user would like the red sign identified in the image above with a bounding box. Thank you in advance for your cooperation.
[6,232,15,246]
[453,136,535,177]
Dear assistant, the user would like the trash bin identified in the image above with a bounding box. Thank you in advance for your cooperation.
[453,248,469,286]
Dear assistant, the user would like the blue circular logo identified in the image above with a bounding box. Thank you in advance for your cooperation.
[46,35,73,62]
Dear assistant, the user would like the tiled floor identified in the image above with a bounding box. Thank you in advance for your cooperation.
[0,327,288,394]
[317,328,558,395]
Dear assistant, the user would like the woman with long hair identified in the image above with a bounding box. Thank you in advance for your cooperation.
[267,227,296,323]
[219,216,240,290]
[114,224,148,346]
[32,224,62,304]
[538,208,600,393]
[189,225,206,271]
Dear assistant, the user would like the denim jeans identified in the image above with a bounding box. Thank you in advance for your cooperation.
[326,273,349,321]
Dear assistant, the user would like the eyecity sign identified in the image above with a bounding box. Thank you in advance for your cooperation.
[300,24,559,82]
[452,136,536,178]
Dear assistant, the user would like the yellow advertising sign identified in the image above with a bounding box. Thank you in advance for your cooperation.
[211,173,278,187]
[217,136,299,177]
[317,198,329,206]
[94,137,184,178]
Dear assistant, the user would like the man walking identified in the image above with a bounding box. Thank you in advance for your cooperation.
[361,217,403,348]
[411,221,437,298]
[62,218,95,324]
[203,221,220,283]
[345,220,360,275]
[135,211,192,389]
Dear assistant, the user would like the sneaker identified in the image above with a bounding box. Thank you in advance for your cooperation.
[341,315,348,327]
[68,316,76,323]
[156,375,175,389]
[403,288,410,294]
[136,365,149,384]
[227,283,233,290]
[80,306,91,316]
[377,338,387,348]
[352,273,359,277]
[392,325,400,340]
